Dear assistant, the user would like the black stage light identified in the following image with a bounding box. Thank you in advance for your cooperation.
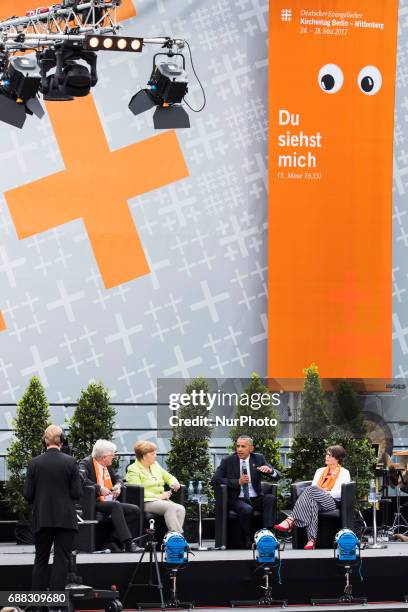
[39,47,97,101]
[0,55,44,128]
[129,53,190,129]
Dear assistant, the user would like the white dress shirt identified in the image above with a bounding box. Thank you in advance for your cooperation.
[312,466,351,500]
[238,458,257,498]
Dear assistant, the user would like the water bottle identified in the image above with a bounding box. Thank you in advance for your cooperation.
[197,480,203,502]
[188,480,194,501]
[369,478,376,503]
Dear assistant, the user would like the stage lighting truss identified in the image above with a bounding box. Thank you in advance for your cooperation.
[0,1,120,52]
[0,1,204,129]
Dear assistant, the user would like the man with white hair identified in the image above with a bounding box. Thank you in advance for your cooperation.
[79,439,141,552]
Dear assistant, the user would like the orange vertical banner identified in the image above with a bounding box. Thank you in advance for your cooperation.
[268,0,398,380]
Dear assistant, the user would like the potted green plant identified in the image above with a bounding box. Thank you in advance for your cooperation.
[287,363,332,483]
[166,377,214,541]
[2,376,50,543]
[329,380,376,506]
[229,373,282,466]
[69,381,116,461]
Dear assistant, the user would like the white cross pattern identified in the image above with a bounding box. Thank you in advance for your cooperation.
[144,249,171,291]
[0,246,26,288]
[190,281,229,323]
[47,280,85,322]
[164,345,203,378]
[250,313,268,344]
[105,313,143,356]
[20,345,59,388]
[393,313,408,355]
[220,215,258,258]
[185,117,226,162]
[238,0,269,31]
[158,184,197,228]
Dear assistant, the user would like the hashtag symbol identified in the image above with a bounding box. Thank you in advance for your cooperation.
[281,8,292,22]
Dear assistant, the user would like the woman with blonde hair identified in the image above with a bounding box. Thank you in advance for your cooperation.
[126,441,185,533]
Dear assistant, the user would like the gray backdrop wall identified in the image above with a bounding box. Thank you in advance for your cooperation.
[0,0,407,454]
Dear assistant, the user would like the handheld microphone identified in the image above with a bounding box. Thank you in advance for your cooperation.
[149,518,155,530]
[242,464,248,476]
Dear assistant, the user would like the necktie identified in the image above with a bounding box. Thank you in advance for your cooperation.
[242,460,251,504]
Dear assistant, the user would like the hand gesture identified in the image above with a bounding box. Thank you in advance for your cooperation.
[172,482,181,491]
[257,465,273,474]
[100,486,111,496]
[160,491,172,500]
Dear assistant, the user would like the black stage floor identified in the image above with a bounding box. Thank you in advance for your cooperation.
[1,543,408,608]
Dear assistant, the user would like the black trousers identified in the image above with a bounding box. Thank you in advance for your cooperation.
[32,527,76,591]
[230,494,277,537]
[95,501,140,542]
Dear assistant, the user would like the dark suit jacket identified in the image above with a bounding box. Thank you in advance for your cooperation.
[23,448,81,532]
[211,452,280,502]
[78,455,123,498]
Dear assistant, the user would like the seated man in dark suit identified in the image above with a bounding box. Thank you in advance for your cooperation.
[79,439,141,552]
[211,435,280,547]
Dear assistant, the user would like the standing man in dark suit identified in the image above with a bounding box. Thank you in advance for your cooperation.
[79,439,141,552]
[23,424,81,591]
[211,435,280,547]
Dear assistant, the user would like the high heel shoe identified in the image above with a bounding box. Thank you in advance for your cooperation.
[304,539,316,550]
[274,517,294,533]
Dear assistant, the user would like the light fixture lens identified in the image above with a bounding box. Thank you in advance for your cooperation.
[89,36,99,49]
[131,39,141,51]
[103,38,113,49]
[117,38,127,50]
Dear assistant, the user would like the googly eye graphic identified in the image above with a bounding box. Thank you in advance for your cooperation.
[318,64,344,94]
[357,65,382,96]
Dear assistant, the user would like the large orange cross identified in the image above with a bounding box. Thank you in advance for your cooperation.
[0,0,189,333]
[6,96,189,287]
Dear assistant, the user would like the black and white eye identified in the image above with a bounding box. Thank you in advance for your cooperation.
[318,64,344,94]
[357,65,382,95]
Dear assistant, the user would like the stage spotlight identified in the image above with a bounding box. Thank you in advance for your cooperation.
[230,530,286,608]
[83,35,143,53]
[162,531,188,565]
[129,55,190,129]
[88,37,100,49]
[0,55,44,129]
[131,39,142,51]
[254,528,279,564]
[335,528,359,562]
[39,48,98,101]
[161,532,193,609]
[311,529,366,606]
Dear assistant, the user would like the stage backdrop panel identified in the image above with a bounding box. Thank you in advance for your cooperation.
[0,0,269,415]
[0,1,407,454]
[268,0,398,379]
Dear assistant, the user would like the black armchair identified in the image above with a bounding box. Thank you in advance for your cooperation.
[125,484,186,544]
[290,480,356,549]
[214,482,278,549]
[75,484,131,553]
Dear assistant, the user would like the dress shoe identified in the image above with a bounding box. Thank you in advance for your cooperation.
[123,539,144,553]
[304,539,316,550]
[105,540,122,553]
[393,533,408,542]
[274,517,294,533]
